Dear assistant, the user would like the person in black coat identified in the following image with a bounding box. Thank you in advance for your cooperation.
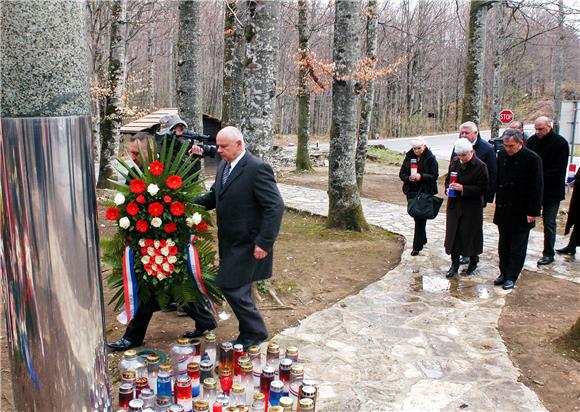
[196,126,284,348]
[493,130,543,290]
[399,139,439,255]
[452,122,497,267]
[444,139,489,278]
[526,116,569,265]
[557,167,580,255]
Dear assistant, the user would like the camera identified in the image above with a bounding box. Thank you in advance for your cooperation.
[156,129,217,158]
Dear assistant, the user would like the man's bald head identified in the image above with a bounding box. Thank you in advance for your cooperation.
[534,116,552,138]
[216,126,245,162]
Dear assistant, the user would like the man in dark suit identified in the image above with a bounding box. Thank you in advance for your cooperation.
[493,129,543,290]
[526,116,569,265]
[452,121,497,272]
[196,126,284,348]
[107,132,216,351]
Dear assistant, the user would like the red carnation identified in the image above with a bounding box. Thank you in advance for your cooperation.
[159,239,167,247]
[163,195,172,204]
[136,195,146,204]
[164,223,177,233]
[169,245,178,255]
[169,264,175,271]
[135,219,149,233]
[145,239,154,247]
[105,207,120,221]
[147,202,164,217]
[170,201,185,217]
[166,175,183,190]
[196,220,208,233]
[141,247,147,255]
[129,178,146,194]
[126,203,139,216]
[149,160,164,176]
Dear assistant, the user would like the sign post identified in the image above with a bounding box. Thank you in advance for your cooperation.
[499,109,515,124]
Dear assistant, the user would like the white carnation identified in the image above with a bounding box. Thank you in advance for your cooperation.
[151,218,162,228]
[155,256,163,264]
[147,247,155,257]
[192,212,203,225]
[161,247,170,256]
[139,239,146,247]
[157,273,166,281]
[167,239,175,246]
[151,264,158,271]
[154,240,160,248]
[119,217,130,229]
[162,263,171,272]
[114,193,126,205]
[147,184,160,196]
[141,256,150,264]
[186,217,194,228]
[168,256,177,264]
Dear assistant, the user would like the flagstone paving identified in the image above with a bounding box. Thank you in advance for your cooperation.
[271,183,579,412]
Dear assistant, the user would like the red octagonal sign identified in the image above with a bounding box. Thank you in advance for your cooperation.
[499,109,514,124]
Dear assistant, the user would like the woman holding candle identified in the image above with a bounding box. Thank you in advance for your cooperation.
[399,138,439,256]
[444,139,489,278]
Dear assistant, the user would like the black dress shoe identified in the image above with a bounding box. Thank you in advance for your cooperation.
[459,256,470,265]
[494,275,506,286]
[462,262,477,276]
[446,264,459,279]
[556,245,576,256]
[502,280,515,290]
[411,250,420,256]
[537,256,554,265]
[183,327,215,339]
[107,337,140,352]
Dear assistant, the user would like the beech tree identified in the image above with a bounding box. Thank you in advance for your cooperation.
[222,0,246,127]
[296,0,314,172]
[97,0,128,188]
[327,0,369,232]
[461,0,491,125]
[242,0,281,162]
[177,0,203,133]
[489,0,509,139]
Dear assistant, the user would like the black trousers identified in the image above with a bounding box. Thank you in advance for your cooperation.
[221,283,268,341]
[123,299,216,344]
[413,218,427,251]
[498,227,531,282]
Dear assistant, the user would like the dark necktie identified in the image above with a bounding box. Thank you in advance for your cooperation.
[222,162,231,185]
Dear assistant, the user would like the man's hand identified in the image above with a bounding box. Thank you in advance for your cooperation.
[188,145,204,156]
[527,216,536,223]
[254,245,268,260]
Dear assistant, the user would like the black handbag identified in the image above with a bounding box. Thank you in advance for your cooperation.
[407,188,443,220]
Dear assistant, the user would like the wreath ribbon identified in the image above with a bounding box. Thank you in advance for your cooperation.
[187,237,220,322]
[117,245,138,325]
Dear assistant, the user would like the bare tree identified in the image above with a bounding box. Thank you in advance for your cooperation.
[355,0,378,190]
[327,0,369,231]
[553,0,565,133]
[296,0,314,171]
[242,0,281,162]
[490,0,509,139]
[177,0,203,132]
[222,0,246,127]
[97,0,128,188]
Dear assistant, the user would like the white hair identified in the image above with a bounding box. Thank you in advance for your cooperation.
[459,121,478,133]
[410,138,426,148]
[454,138,473,155]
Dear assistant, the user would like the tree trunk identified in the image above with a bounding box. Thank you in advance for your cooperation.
[355,0,378,190]
[97,0,128,188]
[296,0,313,172]
[147,27,155,109]
[242,0,281,162]
[177,0,203,133]
[327,0,369,232]
[461,0,490,125]
[222,0,246,127]
[490,0,508,140]
[553,0,565,134]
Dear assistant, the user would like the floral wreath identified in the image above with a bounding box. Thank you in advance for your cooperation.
[101,137,222,323]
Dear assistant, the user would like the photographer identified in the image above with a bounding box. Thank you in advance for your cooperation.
[156,114,216,179]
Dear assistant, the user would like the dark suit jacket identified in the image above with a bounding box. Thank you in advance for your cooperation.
[493,147,543,232]
[196,151,284,288]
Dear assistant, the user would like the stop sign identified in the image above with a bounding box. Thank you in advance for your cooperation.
[499,109,514,124]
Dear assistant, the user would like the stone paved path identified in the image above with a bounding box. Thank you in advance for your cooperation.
[272,183,579,412]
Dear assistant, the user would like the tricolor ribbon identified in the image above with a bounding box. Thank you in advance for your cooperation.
[186,237,220,322]
[118,245,138,325]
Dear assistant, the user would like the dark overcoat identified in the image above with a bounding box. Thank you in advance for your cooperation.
[196,151,284,288]
[493,147,543,231]
[399,147,439,196]
[565,168,580,234]
[444,155,489,256]
[526,129,569,202]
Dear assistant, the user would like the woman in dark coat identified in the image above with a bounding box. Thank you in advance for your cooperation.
[557,167,580,255]
[399,138,439,255]
[444,139,489,277]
